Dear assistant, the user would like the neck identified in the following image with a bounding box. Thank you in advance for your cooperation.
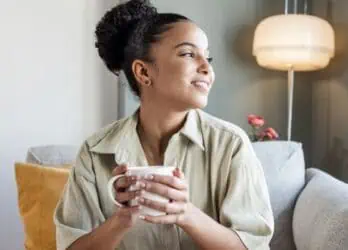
[137,102,188,156]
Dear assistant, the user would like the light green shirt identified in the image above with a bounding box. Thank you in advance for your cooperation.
[54,109,274,250]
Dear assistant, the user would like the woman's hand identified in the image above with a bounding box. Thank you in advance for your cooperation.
[110,164,145,229]
[137,168,193,227]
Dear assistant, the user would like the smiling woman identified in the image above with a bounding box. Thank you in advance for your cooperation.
[54,1,274,250]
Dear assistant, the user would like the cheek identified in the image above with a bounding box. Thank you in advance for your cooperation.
[159,61,194,85]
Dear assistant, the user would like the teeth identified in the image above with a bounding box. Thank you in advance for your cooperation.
[192,81,209,91]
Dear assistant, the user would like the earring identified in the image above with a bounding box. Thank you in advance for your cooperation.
[145,80,151,86]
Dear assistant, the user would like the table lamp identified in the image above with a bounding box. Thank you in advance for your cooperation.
[252,14,335,140]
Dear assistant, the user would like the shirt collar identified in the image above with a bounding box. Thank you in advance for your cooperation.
[89,109,205,158]
[179,110,205,151]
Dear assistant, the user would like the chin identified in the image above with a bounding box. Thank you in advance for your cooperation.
[170,93,209,111]
[188,95,208,109]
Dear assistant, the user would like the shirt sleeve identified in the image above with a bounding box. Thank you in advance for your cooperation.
[219,133,274,250]
[54,142,106,250]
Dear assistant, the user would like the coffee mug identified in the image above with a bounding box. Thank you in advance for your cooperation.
[107,166,176,216]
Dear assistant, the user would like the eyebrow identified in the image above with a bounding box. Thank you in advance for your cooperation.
[174,42,209,51]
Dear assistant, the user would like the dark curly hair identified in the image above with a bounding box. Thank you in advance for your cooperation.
[95,0,190,97]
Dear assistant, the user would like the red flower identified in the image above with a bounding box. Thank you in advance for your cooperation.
[260,127,279,140]
[247,114,265,128]
[247,114,279,141]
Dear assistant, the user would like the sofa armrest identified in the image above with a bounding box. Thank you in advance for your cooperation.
[293,168,348,250]
[26,145,78,165]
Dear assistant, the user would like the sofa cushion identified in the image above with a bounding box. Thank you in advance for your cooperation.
[253,141,305,250]
[293,168,348,250]
[15,162,71,250]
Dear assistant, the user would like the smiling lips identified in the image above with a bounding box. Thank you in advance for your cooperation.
[192,81,211,93]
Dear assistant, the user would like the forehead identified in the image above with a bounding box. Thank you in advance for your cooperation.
[157,21,209,50]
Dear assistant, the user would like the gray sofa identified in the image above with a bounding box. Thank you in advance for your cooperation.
[26,141,348,250]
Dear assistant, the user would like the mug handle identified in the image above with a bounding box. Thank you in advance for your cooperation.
[107,175,126,207]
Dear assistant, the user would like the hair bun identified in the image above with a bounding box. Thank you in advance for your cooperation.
[95,0,157,73]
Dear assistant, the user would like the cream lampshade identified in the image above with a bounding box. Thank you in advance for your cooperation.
[253,14,335,71]
[252,14,335,141]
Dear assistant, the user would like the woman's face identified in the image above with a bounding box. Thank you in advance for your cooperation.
[143,21,215,111]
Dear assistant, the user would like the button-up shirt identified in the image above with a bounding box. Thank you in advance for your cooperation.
[54,109,274,250]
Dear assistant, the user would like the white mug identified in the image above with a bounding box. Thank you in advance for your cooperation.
[107,166,176,216]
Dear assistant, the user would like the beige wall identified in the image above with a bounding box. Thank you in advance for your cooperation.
[0,1,119,249]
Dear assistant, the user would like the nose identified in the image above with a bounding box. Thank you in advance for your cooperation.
[197,57,211,75]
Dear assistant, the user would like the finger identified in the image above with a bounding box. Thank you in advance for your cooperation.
[118,205,142,216]
[144,175,187,191]
[140,214,178,224]
[141,181,188,202]
[116,190,145,203]
[173,167,184,179]
[114,176,139,190]
[112,164,128,176]
[138,197,185,214]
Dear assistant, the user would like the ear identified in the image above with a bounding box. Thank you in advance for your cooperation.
[132,59,152,88]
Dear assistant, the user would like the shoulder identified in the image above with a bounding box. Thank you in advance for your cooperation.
[83,115,133,153]
[196,109,250,144]
[197,110,260,173]
[85,121,118,148]
[86,121,119,147]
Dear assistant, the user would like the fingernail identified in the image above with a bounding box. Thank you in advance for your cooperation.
[138,197,145,203]
[145,175,153,180]
[139,215,145,220]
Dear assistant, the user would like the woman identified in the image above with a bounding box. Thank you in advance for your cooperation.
[54,0,274,249]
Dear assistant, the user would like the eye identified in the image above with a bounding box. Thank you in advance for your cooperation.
[180,52,195,58]
[207,57,213,64]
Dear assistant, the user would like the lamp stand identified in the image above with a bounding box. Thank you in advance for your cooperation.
[287,68,294,141]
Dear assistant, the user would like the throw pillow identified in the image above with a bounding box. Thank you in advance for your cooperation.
[15,162,71,250]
